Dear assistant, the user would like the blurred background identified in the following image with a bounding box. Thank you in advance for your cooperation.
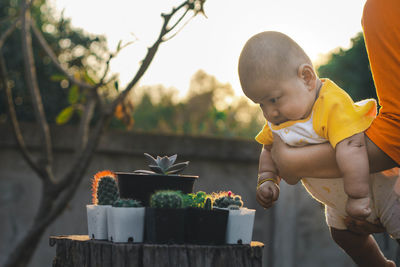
[0,0,398,266]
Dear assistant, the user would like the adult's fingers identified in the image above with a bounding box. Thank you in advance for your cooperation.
[344,217,386,234]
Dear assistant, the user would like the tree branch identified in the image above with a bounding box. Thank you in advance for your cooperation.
[0,18,20,51]
[163,14,195,42]
[74,90,97,153]
[20,0,54,182]
[0,53,45,177]
[110,1,192,113]
[31,22,94,90]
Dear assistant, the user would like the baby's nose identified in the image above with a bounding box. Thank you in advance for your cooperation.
[271,109,279,118]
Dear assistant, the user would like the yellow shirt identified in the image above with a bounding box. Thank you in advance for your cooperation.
[255,79,377,148]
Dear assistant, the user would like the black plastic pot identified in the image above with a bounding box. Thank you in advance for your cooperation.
[184,208,229,245]
[145,207,185,244]
[116,172,198,206]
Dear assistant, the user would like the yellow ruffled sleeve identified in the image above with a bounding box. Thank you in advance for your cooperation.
[255,123,274,145]
[313,80,377,148]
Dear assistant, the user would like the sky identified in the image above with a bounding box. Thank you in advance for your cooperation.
[50,0,367,98]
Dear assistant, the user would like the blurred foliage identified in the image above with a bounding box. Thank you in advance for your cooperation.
[0,0,109,123]
[110,70,264,139]
[317,32,377,101]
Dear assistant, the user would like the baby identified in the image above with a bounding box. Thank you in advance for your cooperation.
[238,31,375,219]
[238,31,399,266]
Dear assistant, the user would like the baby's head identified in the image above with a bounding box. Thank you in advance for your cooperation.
[238,31,320,125]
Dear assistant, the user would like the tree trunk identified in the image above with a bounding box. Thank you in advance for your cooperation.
[50,235,264,267]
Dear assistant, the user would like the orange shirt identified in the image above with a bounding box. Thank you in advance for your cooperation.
[362,0,400,164]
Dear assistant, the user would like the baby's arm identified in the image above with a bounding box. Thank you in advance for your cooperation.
[336,132,371,219]
[256,145,280,209]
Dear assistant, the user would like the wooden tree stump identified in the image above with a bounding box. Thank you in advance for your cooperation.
[50,235,264,267]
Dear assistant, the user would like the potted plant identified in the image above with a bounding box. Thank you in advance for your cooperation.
[213,191,256,244]
[86,170,119,240]
[145,190,185,244]
[116,153,198,206]
[184,191,229,245]
[107,198,145,243]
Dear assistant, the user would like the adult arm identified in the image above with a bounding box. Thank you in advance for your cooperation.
[271,133,397,185]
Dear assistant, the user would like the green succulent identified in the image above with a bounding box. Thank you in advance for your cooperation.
[113,198,142,207]
[183,191,213,209]
[133,153,189,175]
[97,177,119,205]
[213,191,243,209]
[150,190,184,209]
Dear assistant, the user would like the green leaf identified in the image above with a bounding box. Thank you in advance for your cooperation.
[50,74,67,82]
[84,71,96,85]
[114,81,119,92]
[56,106,74,125]
[68,85,79,104]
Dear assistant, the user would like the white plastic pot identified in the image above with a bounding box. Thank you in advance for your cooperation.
[107,207,145,243]
[225,208,256,244]
[86,204,111,240]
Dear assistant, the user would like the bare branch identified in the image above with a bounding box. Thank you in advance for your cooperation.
[0,17,20,50]
[74,91,97,153]
[30,22,94,90]
[110,1,192,113]
[0,53,45,177]
[55,113,108,193]
[165,7,190,35]
[163,14,195,42]
[20,0,54,181]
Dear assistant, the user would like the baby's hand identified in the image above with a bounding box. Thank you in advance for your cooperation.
[256,181,280,209]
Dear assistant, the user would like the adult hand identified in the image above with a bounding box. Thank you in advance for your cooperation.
[344,217,386,234]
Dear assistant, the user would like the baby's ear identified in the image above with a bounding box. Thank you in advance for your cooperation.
[298,63,317,89]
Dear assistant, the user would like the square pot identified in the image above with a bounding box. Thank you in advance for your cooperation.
[107,206,145,243]
[184,208,229,245]
[145,207,185,244]
[225,208,256,244]
[86,205,110,240]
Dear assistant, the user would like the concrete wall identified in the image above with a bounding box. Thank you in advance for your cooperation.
[0,124,398,267]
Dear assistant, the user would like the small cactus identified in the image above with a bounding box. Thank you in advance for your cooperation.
[182,191,213,209]
[91,170,119,205]
[150,190,183,209]
[113,198,142,207]
[213,191,243,209]
[204,197,213,210]
[133,153,189,175]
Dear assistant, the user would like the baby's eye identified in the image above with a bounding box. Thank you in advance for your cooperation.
[269,97,278,103]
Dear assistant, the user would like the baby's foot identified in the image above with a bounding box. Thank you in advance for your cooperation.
[346,196,371,219]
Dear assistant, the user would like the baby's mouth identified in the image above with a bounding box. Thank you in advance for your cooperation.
[272,119,288,126]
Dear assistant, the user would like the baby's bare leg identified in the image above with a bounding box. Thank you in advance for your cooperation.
[330,227,396,267]
[336,133,372,219]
